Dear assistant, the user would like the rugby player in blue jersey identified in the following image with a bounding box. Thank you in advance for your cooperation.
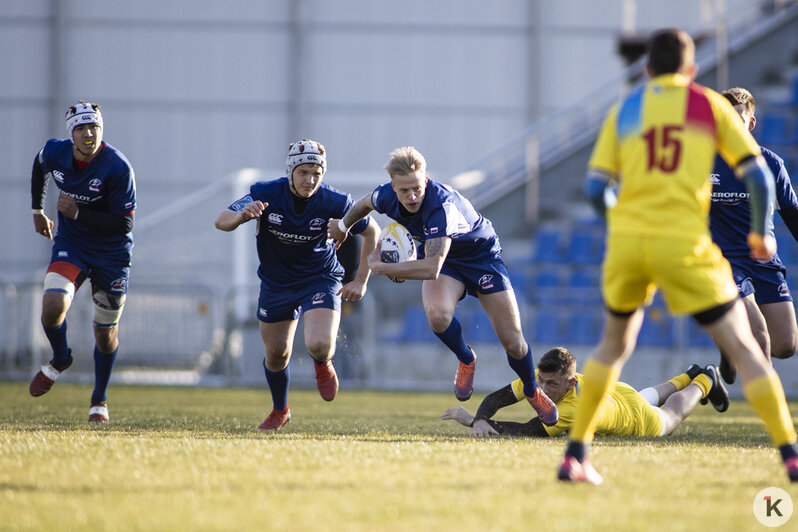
[215,139,379,431]
[29,102,136,423]
[709,87,798,384]
[328,146,558,426]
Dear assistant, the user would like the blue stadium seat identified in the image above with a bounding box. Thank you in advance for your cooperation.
[756,114,791,146]
[531,268,566,304]
[533,310,563,345]
[566,229,604,265]
[567,309,602,345]
[638,310,676,348]
[687,318,715,348]
[507,271,529,303]
[567,269,602,304]
[387,306,435,343]
[533,227,566,264]
[466,311,497,343]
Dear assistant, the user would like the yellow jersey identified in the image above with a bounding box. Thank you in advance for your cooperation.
[589,73,760,240]
[512,372,662,437]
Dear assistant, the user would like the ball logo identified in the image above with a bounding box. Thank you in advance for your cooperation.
[753,487,793,527]
[89,178,102,192]
[110,278,127,292]
[309,218,325,231]
[479,274,494,290]
[311,292,326,305]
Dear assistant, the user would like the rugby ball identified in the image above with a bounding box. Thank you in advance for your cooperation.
[379,223,417,283]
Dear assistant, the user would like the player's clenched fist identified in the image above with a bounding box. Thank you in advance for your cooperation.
[748,232,777,261]
[33,213,54,240]
[240,200,266,221]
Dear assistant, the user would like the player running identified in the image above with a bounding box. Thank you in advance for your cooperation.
[442,347,728,438]
[327,146,558,426]
[709,87,798,383]
[558,29,798,484]
[29,101,136,423]
[215,139,379,431]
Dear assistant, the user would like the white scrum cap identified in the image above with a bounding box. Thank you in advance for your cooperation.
[285,139,326,178]
[65,101,103,139]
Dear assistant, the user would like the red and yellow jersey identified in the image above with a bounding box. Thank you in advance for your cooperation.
[589,73,760,240]
[511,372,662,437]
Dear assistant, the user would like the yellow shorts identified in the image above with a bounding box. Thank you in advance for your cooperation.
[612,384,664,437]
[602,233,738,315]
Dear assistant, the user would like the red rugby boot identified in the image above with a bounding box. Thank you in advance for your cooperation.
[258,406,291,431]
[527,386,559,426]
[314,359,339,401]
[557,456,604,485]
[453,349,476,401]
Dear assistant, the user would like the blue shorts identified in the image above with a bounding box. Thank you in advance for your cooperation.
[48,236,131,295]
[257,278,342,323]
[727,256,792,305]
[439,254,512,300]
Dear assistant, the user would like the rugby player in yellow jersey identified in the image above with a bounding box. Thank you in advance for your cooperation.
[557,28,798,485]
[441,347,728,438]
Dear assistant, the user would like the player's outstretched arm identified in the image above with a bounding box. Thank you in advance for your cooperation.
[736,155,776,260]
[339,217,380,302]
[328,193,375,248]
[214,200,266,232]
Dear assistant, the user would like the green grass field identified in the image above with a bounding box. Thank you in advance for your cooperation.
[1,382,795,531]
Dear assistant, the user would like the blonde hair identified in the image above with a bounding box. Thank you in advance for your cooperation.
[721,87,756,116]
[384,146,426,178]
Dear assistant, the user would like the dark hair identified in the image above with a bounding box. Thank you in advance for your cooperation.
[537,347,576,377]
[721,87,755,116]
[647,29,695,76]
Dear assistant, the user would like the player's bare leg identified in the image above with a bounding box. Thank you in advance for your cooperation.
[718,294,770,384]
[304,307,340,401]
[479,288,557,424]
[559,308,644,484]
[761,301,798,359]
[422,276,476,400]
[30,291,74,397]
[702,300,798,481]
[258,319,298,431]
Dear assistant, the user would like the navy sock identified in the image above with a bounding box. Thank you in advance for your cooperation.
[43,321,70,365]
[565,441,587,463]
[91,345,118,404]
[263,359,290,410]
[507,347,538,397]
[433,317,475,364]
[780,443,798,462]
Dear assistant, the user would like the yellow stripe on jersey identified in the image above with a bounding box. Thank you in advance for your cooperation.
[588,73,760,241]
[511,372,662,437]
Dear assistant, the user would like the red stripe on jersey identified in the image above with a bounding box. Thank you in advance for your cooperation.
[685,84,716,136]
[47,261,83,283]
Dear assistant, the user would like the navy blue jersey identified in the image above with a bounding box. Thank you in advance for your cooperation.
[709,147,797,261]
[228,177,369,288]
[35,139,135,260]
[370,179,501,261]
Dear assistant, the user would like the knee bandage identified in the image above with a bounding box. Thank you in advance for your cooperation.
[44,272,76,300]
[93,290,126,327]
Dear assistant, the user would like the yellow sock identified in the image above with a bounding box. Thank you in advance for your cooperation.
[690,374,712,399]
[569,358,621,443]
[668,373,692,392]
[743,372,798,448]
